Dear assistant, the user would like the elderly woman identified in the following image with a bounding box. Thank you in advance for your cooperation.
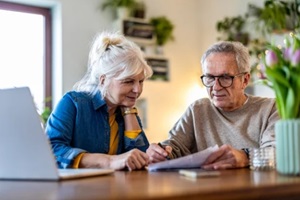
[46,31,153,171]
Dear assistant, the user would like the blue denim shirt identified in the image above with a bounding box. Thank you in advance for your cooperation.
[45,91,149,168]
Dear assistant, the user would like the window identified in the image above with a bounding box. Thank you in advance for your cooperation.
[0,1,52,113]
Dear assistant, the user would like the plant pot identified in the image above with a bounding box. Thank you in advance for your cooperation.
[275,119,300,175]
[117,7,130,19]
[155,45,164,55]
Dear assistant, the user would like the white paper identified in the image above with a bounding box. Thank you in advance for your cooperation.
[147,145,219,171]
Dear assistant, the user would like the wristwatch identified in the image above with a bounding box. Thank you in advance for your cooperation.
[242,148,250,159]
[123,107,138,116]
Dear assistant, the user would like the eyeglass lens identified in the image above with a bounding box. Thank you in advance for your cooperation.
[201,73,246,88]
[202,76,233,88]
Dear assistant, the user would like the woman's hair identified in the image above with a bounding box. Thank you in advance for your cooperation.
[200,41,250,73]
[73,31,153,97]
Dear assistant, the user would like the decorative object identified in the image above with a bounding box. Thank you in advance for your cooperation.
[101,0,137,19]
[132,0,146,19]
[216,15,249,45]
[261,33,300,175]
[249,147,276,171]
[120,18,155,45]
[145,56,169,81]
[275,120,300,175]
[150,16,174,54]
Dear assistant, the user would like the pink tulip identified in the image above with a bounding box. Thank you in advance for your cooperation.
[291,49,300,66]
[283,47,293,61]
[265,50,278,67]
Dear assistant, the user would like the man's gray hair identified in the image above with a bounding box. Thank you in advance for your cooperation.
[201,41,250,73]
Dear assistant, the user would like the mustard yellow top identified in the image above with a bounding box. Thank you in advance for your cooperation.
[73,114,141,168]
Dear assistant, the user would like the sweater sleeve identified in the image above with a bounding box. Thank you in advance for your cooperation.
[259,100,279,148]
[162,105,197,158]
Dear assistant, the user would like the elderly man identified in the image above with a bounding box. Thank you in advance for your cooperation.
[147,41,279,169]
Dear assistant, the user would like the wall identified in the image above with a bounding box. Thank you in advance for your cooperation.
[3,0,273,143]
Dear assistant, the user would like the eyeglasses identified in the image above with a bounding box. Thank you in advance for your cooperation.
[200,72,247,88]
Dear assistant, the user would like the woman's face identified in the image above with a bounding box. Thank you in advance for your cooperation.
[105,71,145,108]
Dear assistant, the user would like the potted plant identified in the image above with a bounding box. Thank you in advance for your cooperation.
[101,0,137,19]
[150,16,175,54]
[150,16,174,46]
[216,15,249,45]
[247,0,300,35]
[132,0,146,19]
[261,33,300,175]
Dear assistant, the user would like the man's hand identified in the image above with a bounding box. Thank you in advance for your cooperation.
[201,144,249,170]
[146,143,172,163]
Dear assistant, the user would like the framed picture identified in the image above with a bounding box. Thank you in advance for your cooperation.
[146,56,169,81]
[121,18,155,45]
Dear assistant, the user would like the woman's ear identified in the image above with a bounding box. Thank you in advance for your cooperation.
[99,75,106,86]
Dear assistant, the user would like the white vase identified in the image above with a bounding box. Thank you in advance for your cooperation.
[117,7,129,19]
[155,45,164,55]
[275,119,300,175]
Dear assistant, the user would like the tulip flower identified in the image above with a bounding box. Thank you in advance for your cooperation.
[291,49,300,66]
[283,47,293,61]
[262,34,300,119]
[265,50,278,67]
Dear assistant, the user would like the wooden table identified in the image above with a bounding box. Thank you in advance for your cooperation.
[1,169,300,200]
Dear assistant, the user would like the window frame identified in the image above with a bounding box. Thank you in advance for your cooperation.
[0,1,52,109]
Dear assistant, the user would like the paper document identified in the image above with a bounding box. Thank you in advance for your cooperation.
[148,145,219,171]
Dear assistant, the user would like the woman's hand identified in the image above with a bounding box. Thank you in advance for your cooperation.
[110,149,149,171]
[79,149,149,171]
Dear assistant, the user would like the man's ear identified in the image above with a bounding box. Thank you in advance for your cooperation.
[242,73,251,89]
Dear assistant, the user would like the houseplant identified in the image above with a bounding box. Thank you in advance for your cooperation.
[216,15,249,45]
[101,0,137,19]
[247,0,300,35]
[262,32,300,175]
[150,16,174,54]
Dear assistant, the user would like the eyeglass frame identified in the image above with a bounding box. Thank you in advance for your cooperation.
[200,72,248,88]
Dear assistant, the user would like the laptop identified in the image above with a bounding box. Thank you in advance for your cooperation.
[0,87,114,181]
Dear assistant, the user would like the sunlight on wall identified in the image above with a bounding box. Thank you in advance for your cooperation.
[185,84,208,106]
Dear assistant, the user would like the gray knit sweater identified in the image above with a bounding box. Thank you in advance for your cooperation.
[162,95,280,158]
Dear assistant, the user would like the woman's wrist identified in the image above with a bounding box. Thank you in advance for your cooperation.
[122,107,138,116]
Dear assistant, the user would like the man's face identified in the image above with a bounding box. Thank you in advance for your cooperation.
[202,52,249,111]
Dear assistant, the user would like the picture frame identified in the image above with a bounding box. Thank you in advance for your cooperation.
[145,56,169,81]
[121,18,155,45]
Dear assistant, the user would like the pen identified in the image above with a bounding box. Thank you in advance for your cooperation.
[158,143,171,160]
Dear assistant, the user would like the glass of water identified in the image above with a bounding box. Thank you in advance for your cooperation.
[249,147,276,170]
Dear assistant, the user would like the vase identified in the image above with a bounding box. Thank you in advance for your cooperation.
[275,119,300,175]
[117,7,129,19]
[155,45,164,55]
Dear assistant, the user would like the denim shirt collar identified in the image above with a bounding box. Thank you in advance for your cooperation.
[91,91,107,110]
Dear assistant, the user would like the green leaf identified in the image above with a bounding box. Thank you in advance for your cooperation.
[269,77,287,119]
[285,88,296,119]
[266,67,290,88]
